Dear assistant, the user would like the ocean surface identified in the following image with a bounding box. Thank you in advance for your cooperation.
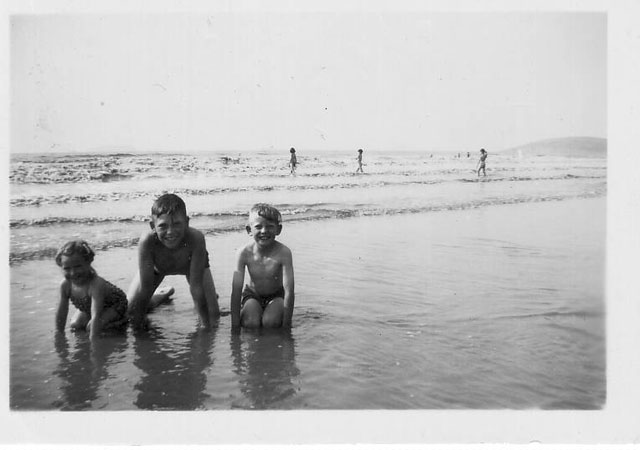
[9,150,606,410]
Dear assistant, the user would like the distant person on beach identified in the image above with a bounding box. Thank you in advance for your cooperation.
[356,149,364,173]
[477,148,488,177]
[55,240,129,339]
[127,193,220,329]
[230,203,295,330]
[289,148,297,175]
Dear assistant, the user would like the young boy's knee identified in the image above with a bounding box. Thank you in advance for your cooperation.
[262,314,283,328]
[240,300,263,328]
[241,314,262,328]
[262,299,284,328]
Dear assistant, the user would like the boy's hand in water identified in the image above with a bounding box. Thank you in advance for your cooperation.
[130,315,151,332]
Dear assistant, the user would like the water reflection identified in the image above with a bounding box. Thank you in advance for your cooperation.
[52,331,127,410]
[133,326,217,410]
[230,329,300,409]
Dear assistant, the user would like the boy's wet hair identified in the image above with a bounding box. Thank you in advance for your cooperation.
[55,240,95,266]
[152,193,187,218]
[249,203,282,225]
[290,148,296,153]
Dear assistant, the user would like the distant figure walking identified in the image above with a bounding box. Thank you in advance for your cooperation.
[289,148,297,175]
[356,149,364,173]
[477,148,488,177]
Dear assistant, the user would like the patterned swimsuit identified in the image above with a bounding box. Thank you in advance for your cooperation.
[70,280,128,318]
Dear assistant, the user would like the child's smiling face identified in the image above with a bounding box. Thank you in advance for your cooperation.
[151,212,188,249]
[247,215,281,248]
[60,254,93,284]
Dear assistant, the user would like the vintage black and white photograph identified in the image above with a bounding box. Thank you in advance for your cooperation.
[3,0,640,446]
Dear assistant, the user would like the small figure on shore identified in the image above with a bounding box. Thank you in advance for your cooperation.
[356,149,364,173]
[467,152,470,158]
[289,147,297,175]
[231,203,295,330]
[477,148,488,177]
[127,193,220,330]
[55,240,129,339]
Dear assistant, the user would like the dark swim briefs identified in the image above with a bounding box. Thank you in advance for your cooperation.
[241,285,285,309]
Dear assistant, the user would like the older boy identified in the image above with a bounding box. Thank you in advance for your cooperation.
[127,193,220,329]
[231,203,295,329]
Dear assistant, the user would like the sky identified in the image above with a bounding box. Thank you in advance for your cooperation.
[10,11,606,154]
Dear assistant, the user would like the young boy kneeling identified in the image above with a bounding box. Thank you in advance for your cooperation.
[231,203,295,329]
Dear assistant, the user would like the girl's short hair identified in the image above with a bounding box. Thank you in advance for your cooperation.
[55,240,95,266]
[249,203,282,225]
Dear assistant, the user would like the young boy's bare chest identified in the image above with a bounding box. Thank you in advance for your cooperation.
[246,250,283,281]
[152,243,192,275]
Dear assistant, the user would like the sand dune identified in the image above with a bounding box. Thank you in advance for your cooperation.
[500,137,606,158]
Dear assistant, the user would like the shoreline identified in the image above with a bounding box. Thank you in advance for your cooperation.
[9,193,606,267]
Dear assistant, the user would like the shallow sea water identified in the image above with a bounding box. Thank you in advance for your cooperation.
[10,197,605,410]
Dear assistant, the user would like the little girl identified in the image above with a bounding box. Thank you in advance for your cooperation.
[55,240,128,338]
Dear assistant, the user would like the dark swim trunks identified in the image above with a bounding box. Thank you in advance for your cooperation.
[241,285,285,309]
[69,280,128,319]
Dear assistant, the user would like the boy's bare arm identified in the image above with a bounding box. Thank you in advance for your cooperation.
[56,280,70,332]
[230,246,247,329]
[281,247,295,328]
[187,230,211,328]
[137,233,158,300]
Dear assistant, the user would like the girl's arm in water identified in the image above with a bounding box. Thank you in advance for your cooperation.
[88,281,106,340]
[55,280,70,332]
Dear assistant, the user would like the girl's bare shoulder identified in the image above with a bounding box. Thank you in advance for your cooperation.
[59,277,71,292]
[87,275,109,296]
